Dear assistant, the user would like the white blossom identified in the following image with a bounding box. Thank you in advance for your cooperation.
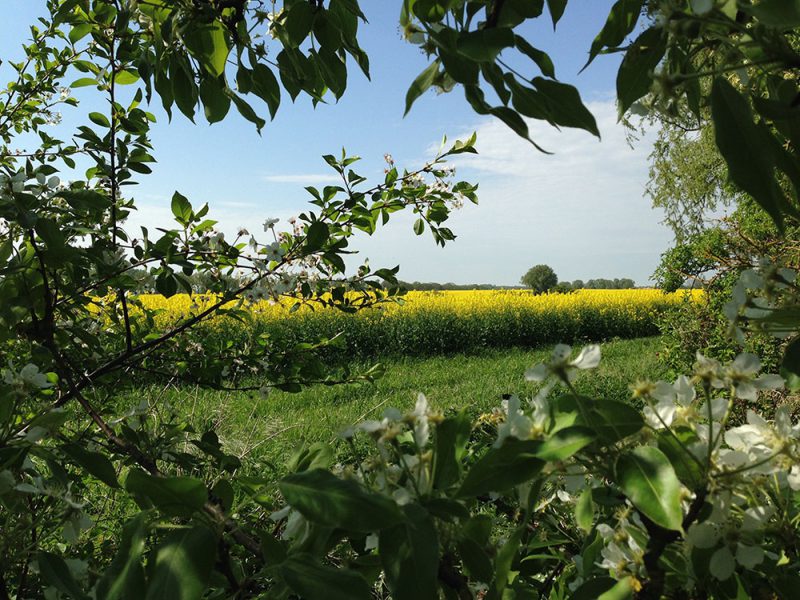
[412,393,430,448]
[263,242,285,262]
[494,395,532,447]
[525,344,601,384]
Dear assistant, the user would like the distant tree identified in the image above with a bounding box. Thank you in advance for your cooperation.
[521,264,558,294]
[572,279,584,289]
[617,278,635,289]
[581,278,636,289]
[554,281,573,294]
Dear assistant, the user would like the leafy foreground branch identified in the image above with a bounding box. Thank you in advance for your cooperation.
[2,0,800,598]
[5,332,798,598]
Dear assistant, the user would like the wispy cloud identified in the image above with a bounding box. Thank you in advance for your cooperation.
[261,173,342,184]
[351,101,673,285]
[125,103,673,287]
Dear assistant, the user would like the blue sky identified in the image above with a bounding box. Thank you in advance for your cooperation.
[0,1,673,285]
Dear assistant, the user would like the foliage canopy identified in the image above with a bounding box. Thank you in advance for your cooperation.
[1,0,800,599]
[520,263,558,293]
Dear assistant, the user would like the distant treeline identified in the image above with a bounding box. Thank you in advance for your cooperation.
[397,281,522,291]
[398,278,636,291]
[563,278,636,290]
[120,271,637,294]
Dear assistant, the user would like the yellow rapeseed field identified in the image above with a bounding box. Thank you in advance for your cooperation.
[127,289,701,356]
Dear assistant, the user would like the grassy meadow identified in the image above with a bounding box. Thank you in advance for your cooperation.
[130,336,667,476]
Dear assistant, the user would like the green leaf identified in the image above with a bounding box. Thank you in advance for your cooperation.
[586,0,644,68]
[433,413,472,489]
[546,0,568,27]
[743,0,800,28]
[489,524,524,599]
[227,91,266,132]
[199,77,231,123]
[404,60,440,116]
[615,446,683,531]
[456,28,515,63]
[37,551,87,599]
[711,77,788,231]
[515,36,555,78]
[533,77,600,137]
[250,64,281,119]
[88,111,110,127]
[379,503,439,600]
[508,77,550,121]
[783,335,800,378]
[493,0,544,28]
[114,69,140,85]
[534,426,595,461]
[155,272,178,298]
[437,46,479,85]
[411,0,448,22]
[284,1,315,48]
[279,554,372,600]
[458,439,544,497]
[571,577,618,600]
[62,443,119,488]
[457,536,493,582]
[124,470,207,518]
[96,513,148,600]
[656,428,704,488]
[170,57,197,121]
[170,191,193,224]
[575,488,594,533]
[69,23,93,44]
[616,27,665,116]
[316,48,347,99]
[259,530,287,565]
[488,106,552,153]
[145,527,217,600]
[279,469,403,532]
[305,221,329,251]
[71,77,98,88]
[566,396,643,445]
[182,21,230,77]
[598,576,635,600]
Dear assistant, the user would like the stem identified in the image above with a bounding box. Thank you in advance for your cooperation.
[636,488,708,600]
[704,383,714,472]
[106,11,133,352]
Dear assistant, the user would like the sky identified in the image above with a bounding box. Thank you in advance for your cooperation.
[0,1,673,286]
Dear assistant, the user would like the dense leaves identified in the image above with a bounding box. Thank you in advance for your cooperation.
[1,0,799,598]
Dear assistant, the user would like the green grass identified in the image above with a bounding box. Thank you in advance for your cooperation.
[140,336,667,474]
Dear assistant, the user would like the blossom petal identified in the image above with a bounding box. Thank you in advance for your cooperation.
[651,381,676,404]
[709,547,735,580]
[673,375,696,405]
[736,544,764,569]
[525,364,550,382]
[572,344,601,370]
[552,344,572,362]
[732,353,760,376]
[687,522,720,549]
[754,374,784,391]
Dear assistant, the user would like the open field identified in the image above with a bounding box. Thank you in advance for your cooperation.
[131,336,666,474]
[130,288,700,357]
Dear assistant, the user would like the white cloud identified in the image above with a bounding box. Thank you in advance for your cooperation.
[350,101,674,285]
[121,101,674,287]
[261,173,342,184]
